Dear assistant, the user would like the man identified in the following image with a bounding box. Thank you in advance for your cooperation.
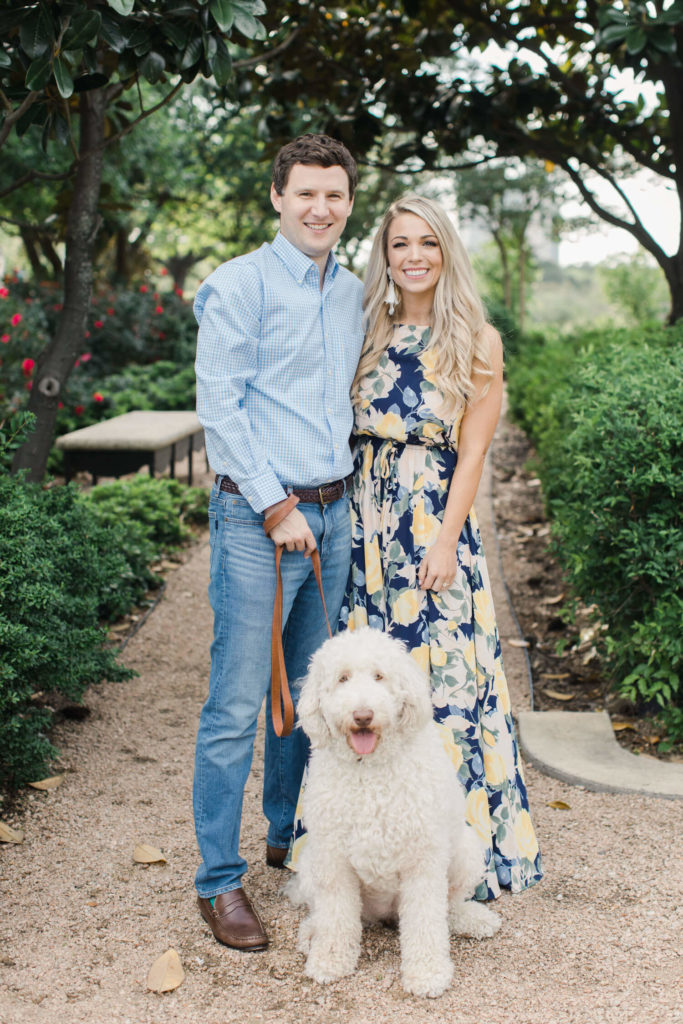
[193,135,363,951]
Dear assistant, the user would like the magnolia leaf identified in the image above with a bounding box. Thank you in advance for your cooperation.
[147,948,184,992]
[28,775,64,790]
[547,800,571,810]
[0,821,24,844]
[53,56,74,99]
[508,638,529,648]
[542,688,574,702]
[612,721,637,732]
[25,53,53,91]
[133,843,167,864]
[106,0,135,15]
[210,0,235,32]
[232,7,267,41]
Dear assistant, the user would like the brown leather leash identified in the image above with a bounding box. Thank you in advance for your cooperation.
[271,545,332,737]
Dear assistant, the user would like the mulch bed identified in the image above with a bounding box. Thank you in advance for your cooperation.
[491,414,682,763]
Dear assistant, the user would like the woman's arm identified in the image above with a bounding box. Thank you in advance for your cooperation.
[417,325,504,591]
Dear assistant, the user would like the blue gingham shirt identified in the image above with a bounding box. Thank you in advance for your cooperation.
[194,232,364,512]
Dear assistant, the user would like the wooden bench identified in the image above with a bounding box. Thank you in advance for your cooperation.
[56,410,206,485]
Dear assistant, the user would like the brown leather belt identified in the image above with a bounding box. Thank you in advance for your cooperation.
[215,474,352,505]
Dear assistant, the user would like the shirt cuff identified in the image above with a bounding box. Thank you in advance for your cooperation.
[231,470,288,514]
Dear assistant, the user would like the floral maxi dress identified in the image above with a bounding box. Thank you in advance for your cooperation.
[291,325,542,899]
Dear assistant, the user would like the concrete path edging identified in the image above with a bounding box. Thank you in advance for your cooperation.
[517,710,683,800]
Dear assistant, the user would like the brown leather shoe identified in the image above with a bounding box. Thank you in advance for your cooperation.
[197,889,268,951]
[266,844,288,869]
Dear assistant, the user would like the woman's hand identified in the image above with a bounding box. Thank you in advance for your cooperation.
[417,537,459,592]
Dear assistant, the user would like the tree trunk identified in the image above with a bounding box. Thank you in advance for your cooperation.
[518,242,526,333]
[12,89,106,481]
[492,230,511,310]
[663,250,683,325]
[20,228,47,281]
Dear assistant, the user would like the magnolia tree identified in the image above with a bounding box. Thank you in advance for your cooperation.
[0,0,269,480]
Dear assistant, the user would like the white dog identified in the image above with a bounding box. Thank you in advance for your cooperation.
[286,627,500,998]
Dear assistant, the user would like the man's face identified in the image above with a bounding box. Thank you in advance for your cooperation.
[270,163,354,270]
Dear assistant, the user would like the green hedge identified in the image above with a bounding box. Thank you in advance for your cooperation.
[0,418,207,788]
[506,322,683,745]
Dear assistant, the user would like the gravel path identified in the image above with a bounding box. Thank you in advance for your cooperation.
[1,435,681,1024]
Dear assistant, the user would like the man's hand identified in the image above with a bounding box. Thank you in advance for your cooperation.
[266,501,317,555]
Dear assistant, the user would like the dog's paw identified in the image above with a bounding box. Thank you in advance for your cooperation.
[449,900,501,939]
[305,947,358,985]
[401,958,453,998]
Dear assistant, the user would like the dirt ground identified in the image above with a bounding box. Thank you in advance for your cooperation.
[1,416,682,1024]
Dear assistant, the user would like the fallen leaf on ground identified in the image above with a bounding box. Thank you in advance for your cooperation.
[646,735,661,745]
[133,843,167,864]
[147,948,184,992]
[28,775,64,790]
[508,638,529,648]
[543,593,565,605]
[0,822,24,844]
[547,800,571,810]
[541,672,570,680]
[542,689,574,702]
[612,722,637,732]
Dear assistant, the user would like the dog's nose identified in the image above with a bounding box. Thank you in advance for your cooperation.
[353,708,374,728]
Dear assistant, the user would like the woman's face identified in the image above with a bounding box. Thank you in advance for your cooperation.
[386,212,443,307]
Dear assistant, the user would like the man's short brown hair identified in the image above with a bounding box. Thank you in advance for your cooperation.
[272,134,358,198]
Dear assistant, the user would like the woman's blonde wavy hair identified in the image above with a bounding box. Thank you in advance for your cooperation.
[353,194,492,413]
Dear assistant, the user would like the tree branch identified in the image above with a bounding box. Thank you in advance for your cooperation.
[0,90,41,149]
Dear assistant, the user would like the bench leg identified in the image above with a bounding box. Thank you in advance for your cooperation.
[170,442,176,480]
[188,443,194,485]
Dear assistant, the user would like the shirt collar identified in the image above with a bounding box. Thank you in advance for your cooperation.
[272,231,339,286]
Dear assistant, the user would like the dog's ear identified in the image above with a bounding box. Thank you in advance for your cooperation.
[296,652,332,748]
[396,649,433,732]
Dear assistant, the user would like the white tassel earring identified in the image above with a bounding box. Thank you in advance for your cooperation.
[384,265,398,316]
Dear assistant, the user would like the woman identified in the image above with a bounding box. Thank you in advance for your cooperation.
[290,194,542,899]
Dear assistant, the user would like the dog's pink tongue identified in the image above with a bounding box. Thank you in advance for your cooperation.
[350,729,378,755]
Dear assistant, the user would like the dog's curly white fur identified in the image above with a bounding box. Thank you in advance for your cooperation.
[286,628,500,998]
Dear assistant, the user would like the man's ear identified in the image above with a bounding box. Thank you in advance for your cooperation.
[270,183,282,214]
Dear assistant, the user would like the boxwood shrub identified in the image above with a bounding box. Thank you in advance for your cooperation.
[0,417,208,788]
[506,322,683,744]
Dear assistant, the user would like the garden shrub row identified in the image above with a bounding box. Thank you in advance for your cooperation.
[0,415,207,789]
[506,321,683,744]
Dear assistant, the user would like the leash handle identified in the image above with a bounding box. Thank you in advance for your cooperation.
[271,546,332,737]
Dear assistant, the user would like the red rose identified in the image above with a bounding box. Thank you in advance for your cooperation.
[93,392,104,402]
[75,405,84,415]
[11,313,21,326]
[22,357,35,376]
[175,288,183,297]
[106,307,115,315]
[155,305,163,314]
[1,334,9,344]
[94,320,103,328]
[140,285,148,293]
[80,352,92,363]
[160,267,168,276]
[0,287,8,298]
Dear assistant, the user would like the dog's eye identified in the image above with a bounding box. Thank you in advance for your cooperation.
[374,671,384,681]
[338,672,349,684]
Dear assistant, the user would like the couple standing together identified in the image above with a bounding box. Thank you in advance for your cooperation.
[193,134,543,951]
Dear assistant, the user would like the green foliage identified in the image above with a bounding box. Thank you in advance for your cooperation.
[0,409,35,472]
[0,476,134,787]
[598,255,670,325]
[0,470,207,789]
[507,321,683,742]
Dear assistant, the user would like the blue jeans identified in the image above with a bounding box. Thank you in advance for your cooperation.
[193,484,351,897]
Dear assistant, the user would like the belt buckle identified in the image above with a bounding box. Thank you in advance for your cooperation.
[318,485,326,506]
